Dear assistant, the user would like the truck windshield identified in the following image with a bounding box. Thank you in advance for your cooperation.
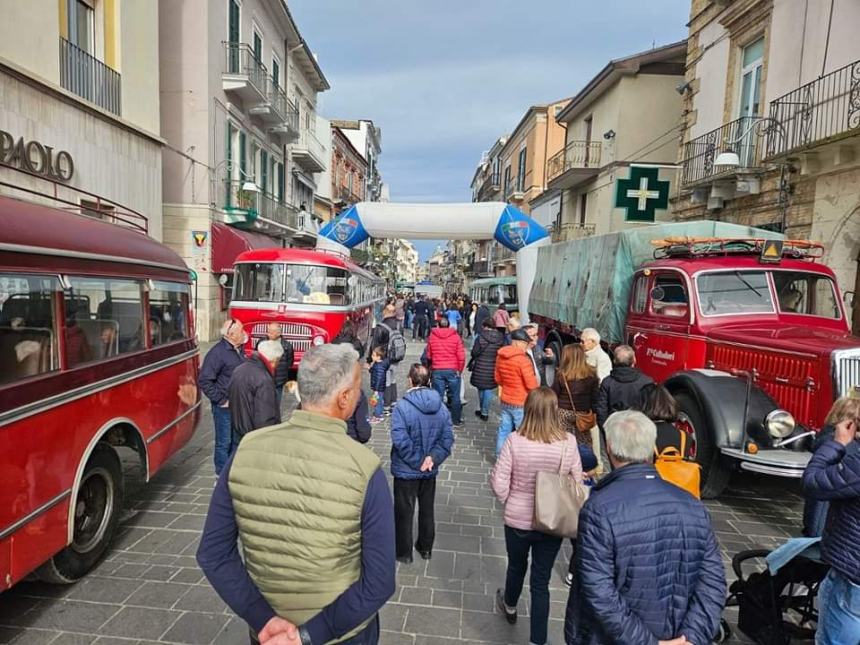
[772,271,840,319]
[234,263,349,305]
[697,271,774,316]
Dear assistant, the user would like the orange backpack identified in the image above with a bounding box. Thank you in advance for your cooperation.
[654,430,701,499]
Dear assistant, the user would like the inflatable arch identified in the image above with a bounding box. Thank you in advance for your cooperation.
[317,202,551,320]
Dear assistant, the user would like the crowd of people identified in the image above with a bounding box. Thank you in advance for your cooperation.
[194,296,860,645]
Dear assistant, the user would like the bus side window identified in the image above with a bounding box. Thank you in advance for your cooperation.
[67,277,144,366]
[0,274,60,385]
[149,281,191,345]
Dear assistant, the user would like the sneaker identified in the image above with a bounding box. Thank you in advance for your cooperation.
[369,416,385,424]
[474,410,483,418]
[396,555,413,565]
[495,588,517,624]
[480,414,489,422]
[452,422,465,429]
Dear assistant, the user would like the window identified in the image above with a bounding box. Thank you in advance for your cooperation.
[260,150,268,194]
[578,193,588,226]
[227,0,240,72]
[697,271,774,316]
[148,282,191,345]
[66,277,144,366]
[277,162,285,203]
[252,29,263,64]
[238,130,247,179]
[272,56,280,87]
[517,148,527,191]
[234,263,350,305]
[650,274,689,317]
[631,274,648,313]
[773,271,840,319]
[738,37,764,166]
[0,274,60,385]
[503,166,511,194]
[67,0,94,52]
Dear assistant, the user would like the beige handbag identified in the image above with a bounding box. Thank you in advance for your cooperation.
[533,443,591,538]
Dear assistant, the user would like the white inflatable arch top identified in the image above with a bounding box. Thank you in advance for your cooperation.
[317,202,551,320]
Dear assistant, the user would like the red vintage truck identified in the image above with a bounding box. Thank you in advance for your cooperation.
[529,222,860,497]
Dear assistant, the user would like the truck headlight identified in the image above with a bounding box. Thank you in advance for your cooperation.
[765,409,795,438]
[312,334,325,346]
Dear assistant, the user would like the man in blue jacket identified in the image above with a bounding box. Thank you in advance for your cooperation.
[565,410,725,645]
[390,363,455,564]
[198,318,246,476]
[802,397,860,643]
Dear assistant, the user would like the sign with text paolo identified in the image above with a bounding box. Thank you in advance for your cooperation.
[0,129,74,181]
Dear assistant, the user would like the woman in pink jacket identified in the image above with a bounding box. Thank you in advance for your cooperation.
[491,386,583,645]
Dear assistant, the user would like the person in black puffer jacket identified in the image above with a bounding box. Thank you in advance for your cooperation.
[255,323,295,409]
[595,345,654,429]
[469,319,503,421]
[565,410,725,645]
[802,396,860,642]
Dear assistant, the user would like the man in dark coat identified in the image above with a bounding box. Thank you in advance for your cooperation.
[565,410,725,645]
[473,304,491,339]
[256,323,294,409]
[595,344,654,429]
[413,297,431,341]
[802,403,860,642]
[368,304,400,411]
[198,318,246,475]
[228,340,283,444]
[469,319,503,421]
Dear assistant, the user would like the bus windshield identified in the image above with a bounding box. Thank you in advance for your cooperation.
[234,263,350,305]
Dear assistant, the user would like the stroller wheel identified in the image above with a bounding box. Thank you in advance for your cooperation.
[714,618,732,643]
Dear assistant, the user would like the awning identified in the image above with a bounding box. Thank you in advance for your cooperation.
[211,222,281,273]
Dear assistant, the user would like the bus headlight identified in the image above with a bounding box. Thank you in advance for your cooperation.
[312,335,325,346]
[765,409,795,438]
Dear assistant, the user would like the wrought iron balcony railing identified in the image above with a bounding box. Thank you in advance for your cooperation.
[223,42,268,97]
[505,174,526,199]
[681,116,765,187]
[222,180,298,231]
[546,140,602,182]
[60,38,121,116]
[766,59,860,158]
[551,222,596,242]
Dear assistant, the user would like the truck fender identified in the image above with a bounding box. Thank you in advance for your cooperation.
[664,369,781,449]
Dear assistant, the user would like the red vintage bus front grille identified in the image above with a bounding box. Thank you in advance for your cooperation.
[251,322,312,338]
[708,343,818,427]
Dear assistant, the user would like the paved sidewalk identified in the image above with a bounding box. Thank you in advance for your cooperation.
[0,339,804,644]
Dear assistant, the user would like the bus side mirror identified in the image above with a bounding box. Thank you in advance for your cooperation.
[218,274,229,287]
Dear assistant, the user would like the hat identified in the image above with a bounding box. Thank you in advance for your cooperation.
[510,329,530,343]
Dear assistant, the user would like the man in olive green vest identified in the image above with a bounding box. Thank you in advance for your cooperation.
[197,343,396,644]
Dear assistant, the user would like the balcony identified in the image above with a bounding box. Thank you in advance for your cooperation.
[254,80,300,140]
[291,211,319,247]
[480,172,501,195]
[221,180,298,238]
[505,175,526,201]
[551,222,596,243]
[292,130,327,173]
[766,59,860,160]
[222,42,267,104]
[546,140,602,189]
[469,259,494,277]
[681,116,765,188]
[60,38,121,116]
[493,245,516,265]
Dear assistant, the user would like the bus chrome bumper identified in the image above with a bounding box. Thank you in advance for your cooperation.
[720,447,810,478]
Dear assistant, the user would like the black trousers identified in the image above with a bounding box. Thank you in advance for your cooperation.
[413,314,428,339]
[393,477,436,559]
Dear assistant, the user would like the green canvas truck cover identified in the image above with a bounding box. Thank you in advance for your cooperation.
[529,221,784,344]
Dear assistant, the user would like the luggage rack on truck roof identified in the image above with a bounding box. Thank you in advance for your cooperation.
[651,237,824,262]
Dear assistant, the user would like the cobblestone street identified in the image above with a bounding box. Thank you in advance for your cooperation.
[0,340,806,644]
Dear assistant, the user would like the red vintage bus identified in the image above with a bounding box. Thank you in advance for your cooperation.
[0,196,200,588]
[229,248,384,363]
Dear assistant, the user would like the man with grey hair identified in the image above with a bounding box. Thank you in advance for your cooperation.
[565,410,725,645]
[595,344,654,430]
[199,317,247,475]
[256,323,294,409]
[580,328,612,382]
[198,343,396,645]
[228,339,283,443]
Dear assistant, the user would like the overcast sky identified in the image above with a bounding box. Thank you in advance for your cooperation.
[290,0,690,261]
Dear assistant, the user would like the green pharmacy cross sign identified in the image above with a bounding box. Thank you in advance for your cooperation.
[614,166,670,223]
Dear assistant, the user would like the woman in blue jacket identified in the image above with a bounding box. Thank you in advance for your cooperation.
[390,363,455,564]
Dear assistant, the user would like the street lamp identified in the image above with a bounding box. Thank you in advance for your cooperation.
[714,116,787,167]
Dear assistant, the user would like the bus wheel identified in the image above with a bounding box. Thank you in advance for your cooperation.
[674,392,731,499]
[37,445,123,584]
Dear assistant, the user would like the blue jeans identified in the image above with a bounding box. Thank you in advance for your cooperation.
[503,525,562,645]
[497,404,524,455]
[477,388,494,416]
[432,369,461,424]
[373,391,385,417]
[212,403,234,476]
[817,569,860,644]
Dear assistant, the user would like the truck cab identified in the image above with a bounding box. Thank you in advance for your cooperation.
[625,239,860,495]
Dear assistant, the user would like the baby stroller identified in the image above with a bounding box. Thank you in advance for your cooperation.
[716,539,829,644]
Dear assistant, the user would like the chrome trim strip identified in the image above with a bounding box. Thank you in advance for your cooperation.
[0,242,191,275]
[229,300,380,313]
[0,348,199,427]
[0,489,72,541]
[146,400,202,445]
[738,462,806,477]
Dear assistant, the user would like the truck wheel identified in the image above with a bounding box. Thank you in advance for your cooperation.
[674,392,731,499]
[37,445,123,583]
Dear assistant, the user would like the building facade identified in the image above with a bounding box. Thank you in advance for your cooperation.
[331,119,383,202]
[330,125,367,212]
[674,0,860,330]
[549,41,687,240]
[0,0,162,238]
[159,0,329,340]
